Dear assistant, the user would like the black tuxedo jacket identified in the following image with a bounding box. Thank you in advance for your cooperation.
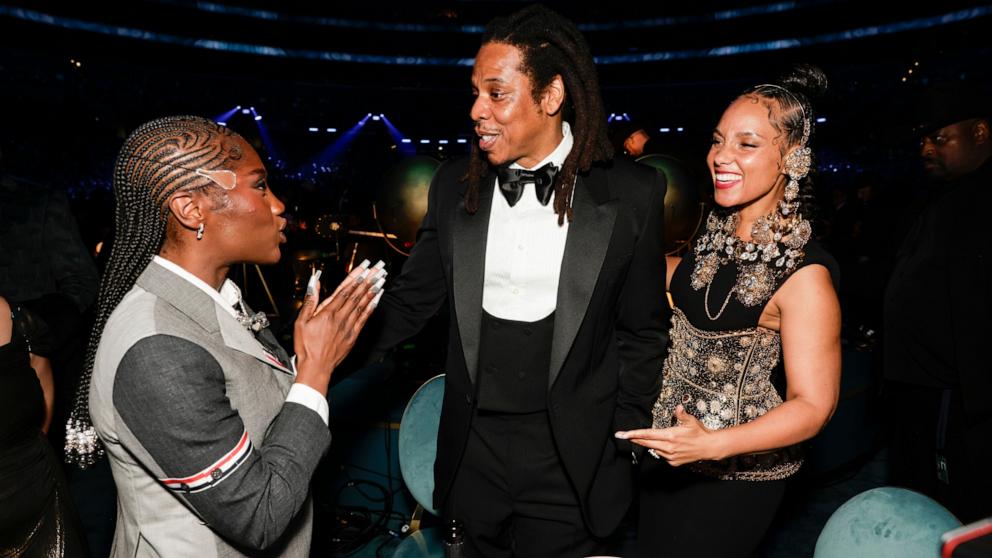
[375,155,670,536]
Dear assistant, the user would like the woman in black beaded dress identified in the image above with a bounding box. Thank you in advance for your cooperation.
[0,296,87,556]
[618,66,841,557]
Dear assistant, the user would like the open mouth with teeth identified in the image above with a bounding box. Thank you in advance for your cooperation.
[477,131,499,151]
[714,172,742,189]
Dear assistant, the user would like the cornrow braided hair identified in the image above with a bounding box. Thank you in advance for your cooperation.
[65,115,243,468]
[463,4,613,225]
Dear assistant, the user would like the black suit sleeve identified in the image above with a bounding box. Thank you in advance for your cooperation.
[613,169,670,456]
[113,335,331,551]
[371,162,450,353]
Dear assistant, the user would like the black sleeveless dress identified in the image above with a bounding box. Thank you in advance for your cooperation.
[636,227,838,558]
[0,303,87,557]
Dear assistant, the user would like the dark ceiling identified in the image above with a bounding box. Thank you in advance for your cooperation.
[1,1,990,186]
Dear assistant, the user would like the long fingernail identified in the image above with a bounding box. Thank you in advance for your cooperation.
[371,260,386,271]
[372,290,384,306]
[371,277,386,294]
[356,269,370,283]
[306,270,322,296]
[614,432,627,439]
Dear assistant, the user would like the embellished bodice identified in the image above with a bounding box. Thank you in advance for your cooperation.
[652,215,838,481]
[652,307,801,480]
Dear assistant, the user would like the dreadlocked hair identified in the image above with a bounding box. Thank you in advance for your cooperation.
[65,115,242,467]
[740,64,828,223]
[464,4,613,225]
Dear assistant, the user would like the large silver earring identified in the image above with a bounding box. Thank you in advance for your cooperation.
[784,179,800,203]
[784,147,811,182]
[783,146,811,207]
[196,223,204,240]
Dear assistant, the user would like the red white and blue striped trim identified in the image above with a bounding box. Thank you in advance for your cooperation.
[263,350,285,368]
[159,430,253,494]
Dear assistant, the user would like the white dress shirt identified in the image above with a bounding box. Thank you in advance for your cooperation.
[152,256,329,425]
[482,122,573,322]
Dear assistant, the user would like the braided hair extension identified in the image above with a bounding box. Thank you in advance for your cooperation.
[740,64,829,222]
[463,4,613,225]
[65,116,244,467]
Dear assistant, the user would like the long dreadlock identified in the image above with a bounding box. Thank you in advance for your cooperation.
[464,4,613,225]
[65,116,244,467]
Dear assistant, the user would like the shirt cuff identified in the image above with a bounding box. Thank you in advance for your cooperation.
[287,383,329,426]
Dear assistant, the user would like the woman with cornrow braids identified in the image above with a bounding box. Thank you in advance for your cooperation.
[67,116,381,557]
[370,5,668,555]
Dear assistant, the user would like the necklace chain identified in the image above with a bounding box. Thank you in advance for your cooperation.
[691,205,811,320]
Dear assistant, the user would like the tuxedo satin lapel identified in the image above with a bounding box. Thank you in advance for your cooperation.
[453,173,494,385]
[549,172,617,387]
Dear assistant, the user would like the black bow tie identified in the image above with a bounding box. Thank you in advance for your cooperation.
[496,163,559,207]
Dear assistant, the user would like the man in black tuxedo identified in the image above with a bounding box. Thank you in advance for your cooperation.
[374,6,669,555]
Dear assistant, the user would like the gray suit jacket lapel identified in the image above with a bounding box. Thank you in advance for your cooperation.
[453,174,494,385]
[549,171,617,387]
[138,261,294,376]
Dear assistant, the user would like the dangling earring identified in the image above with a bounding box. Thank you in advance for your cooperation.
[196,222,204,240]
[782,146,811,213]
[784,179,800,203]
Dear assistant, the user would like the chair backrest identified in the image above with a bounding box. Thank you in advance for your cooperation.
[814,486,962,558]
[398,374,445,516]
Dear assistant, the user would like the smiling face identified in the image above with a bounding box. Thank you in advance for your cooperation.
[205,137,287,265]
[470,42,563,168]
[707,95,791,213]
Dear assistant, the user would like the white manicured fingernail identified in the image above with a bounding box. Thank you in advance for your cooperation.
[372,290,384,306]
[306,270,322,297]
[371,277,386,294]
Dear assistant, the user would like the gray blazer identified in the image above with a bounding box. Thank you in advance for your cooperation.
[90,260,331,557]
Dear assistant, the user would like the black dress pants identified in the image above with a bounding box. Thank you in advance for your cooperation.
[446,410,606,558]
[636,458,786,558]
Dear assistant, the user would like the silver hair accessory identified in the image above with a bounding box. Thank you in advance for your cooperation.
[753,83,813,215]
[65,418,103,468]
[194,168,237,190]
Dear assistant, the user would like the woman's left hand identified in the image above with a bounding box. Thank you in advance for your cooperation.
[615,405,724,467]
